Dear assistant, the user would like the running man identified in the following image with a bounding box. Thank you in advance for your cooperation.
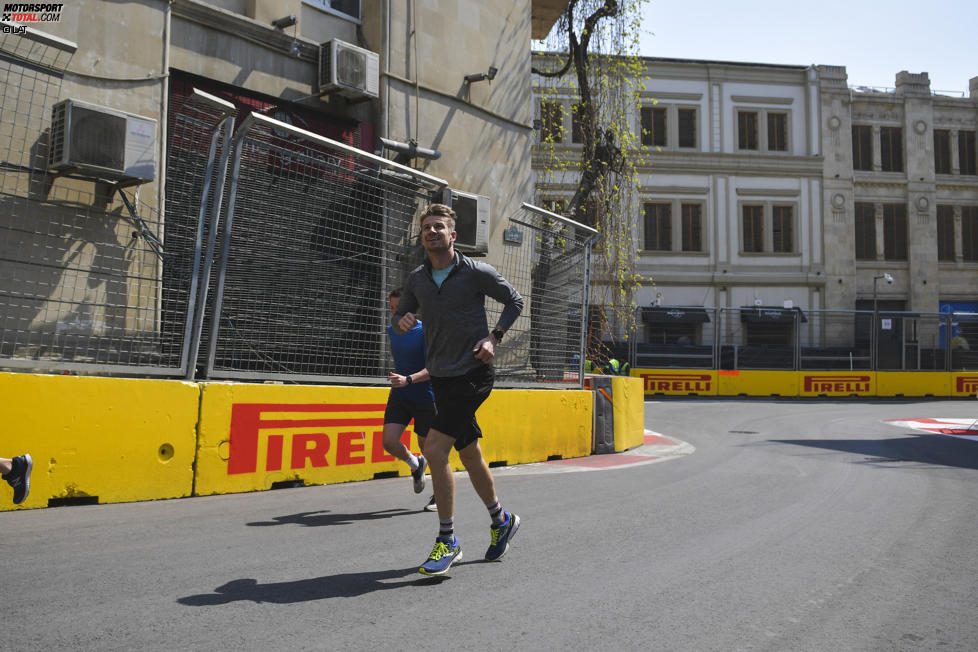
[385,288,437,511]
[393,203,524,575]
[2,454,32,505]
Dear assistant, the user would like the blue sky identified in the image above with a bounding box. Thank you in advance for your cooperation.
[637,0,977,95]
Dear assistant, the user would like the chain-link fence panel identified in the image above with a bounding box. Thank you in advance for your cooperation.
[489,203,597,387]
[949,312,978,371]
[203,112,446,382]
[633,306,717,369]
[0,42,235,375]
[623,306,978,372]
[164,88,238,377]
[800,309,872,370]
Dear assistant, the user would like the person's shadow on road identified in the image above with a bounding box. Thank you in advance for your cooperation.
[246,508,415,527]
[177,567,448,605]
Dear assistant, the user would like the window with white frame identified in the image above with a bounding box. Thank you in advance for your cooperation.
[643,200,707,252]
[640,107,666,147]
[736,109,791,153]
[681,203,703,251]
[303,0,361,21]
[739,202,797,254]
[643,203,672,250]
[678,108,696,148]
[640,105,698,149]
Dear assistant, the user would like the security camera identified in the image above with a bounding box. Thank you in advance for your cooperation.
[271,14,297,29]
[884,273,894,284]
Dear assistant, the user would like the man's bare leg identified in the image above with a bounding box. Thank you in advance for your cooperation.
[423,429,456,521]
[381,423,414,463]
[457,440,496,505]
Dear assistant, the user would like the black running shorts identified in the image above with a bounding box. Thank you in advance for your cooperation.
[384,396,437,438]
[430,365,494,451]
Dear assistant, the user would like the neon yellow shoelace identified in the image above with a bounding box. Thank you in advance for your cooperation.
[428,542,450,560]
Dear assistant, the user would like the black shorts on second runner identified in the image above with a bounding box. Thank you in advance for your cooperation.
[430,364,494,451]
[384,396,437,438]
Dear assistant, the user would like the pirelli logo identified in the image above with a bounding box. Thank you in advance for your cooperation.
[227,403,407,475]
[803,374,871,393]
[640,373,712,393]
[955,376,978,393]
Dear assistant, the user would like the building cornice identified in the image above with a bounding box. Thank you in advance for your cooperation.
[172,0,318,62]
[534,148,824,178]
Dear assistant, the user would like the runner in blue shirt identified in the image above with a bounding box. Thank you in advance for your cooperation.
[385,288,437,511]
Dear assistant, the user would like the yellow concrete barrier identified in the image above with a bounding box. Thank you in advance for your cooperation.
[951,372,978,397]
[479,389,593,463]
[611,376,645,451]
[632,368,976,397]
[876,372,950,397]
[632,368,718,396]
[798,372,875,397]
[717,370,800,397]
[195,381,593,497]
[0,372,199,511]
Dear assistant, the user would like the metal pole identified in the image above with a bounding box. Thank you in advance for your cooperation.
[792,310,796,371]
[185,115,235,380]
[872,277,879,371]
[945,313,953,371]
[579,237,596,389]
[204,117,252,376]
[179,118,223,377]
[713,307,720,369]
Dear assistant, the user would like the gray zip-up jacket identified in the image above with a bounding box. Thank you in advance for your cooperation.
[393,251,524,377]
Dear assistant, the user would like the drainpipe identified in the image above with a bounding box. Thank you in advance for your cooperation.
[159,0,172,218]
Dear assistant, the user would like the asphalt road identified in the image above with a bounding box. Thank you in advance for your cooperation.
[3,398,977,651]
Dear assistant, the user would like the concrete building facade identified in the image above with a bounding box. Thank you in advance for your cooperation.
[533,55,978,352]
[1,0,567,368]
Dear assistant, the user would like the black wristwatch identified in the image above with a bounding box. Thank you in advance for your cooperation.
[405,374,413,384]
[491,328,505,343]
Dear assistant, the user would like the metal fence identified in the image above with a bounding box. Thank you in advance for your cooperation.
[201,112,446,383]
[627,306,978,372]
[491,203,597,386]
[1,23,233,376]
[1,27,187,374]
[1,28,598,388]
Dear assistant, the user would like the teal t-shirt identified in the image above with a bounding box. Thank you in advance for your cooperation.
[431,264,455,288]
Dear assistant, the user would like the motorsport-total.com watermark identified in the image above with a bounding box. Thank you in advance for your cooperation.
[2,3,64,23]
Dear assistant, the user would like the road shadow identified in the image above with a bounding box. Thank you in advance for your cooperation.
[771,433,978,471]
[177,567,447,606]
[246,508,415,527]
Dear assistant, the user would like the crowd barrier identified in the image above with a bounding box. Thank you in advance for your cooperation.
[633,368,978,398]
[1,372,616,511]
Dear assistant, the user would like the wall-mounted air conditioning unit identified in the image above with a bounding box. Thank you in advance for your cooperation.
[318,39,379,100]
[446,188,490,255]
[48,99,157,183]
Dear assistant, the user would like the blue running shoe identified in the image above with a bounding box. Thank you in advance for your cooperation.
[419,537,462,576]
[485,511,520,561]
